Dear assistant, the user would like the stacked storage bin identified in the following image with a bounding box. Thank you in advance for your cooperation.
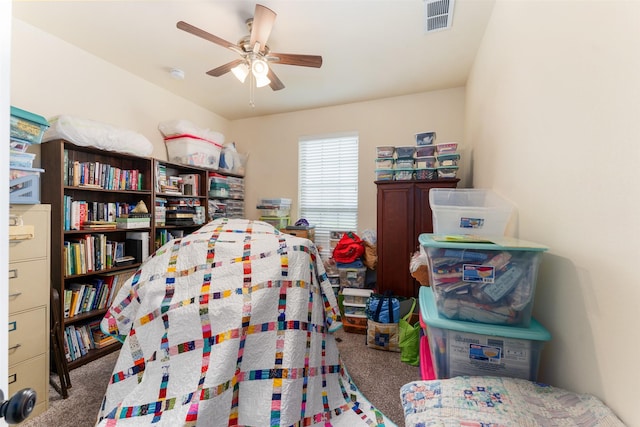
[418,189,551,381]
[9,106,49,204]
[373,131,461,182]
[337,259,371,334]
[225,176,245,218]
[257,198,291,229]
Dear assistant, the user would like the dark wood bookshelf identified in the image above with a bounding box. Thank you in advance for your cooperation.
[41,139,154,371]
[41,141,245,371]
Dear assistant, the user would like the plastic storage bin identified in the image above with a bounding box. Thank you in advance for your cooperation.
[375,158,394,169]
[415,156,437,168]
[419,286,551,381]
[394,169,414,181]
[343,303,367,317]
[435,142,458,153]
[375,169,394,181]
[257,207,291,217]
[436,166,458,179]
[415,131,436,146]
[337,264,367,288]
[259,198,292,207]
[416,145,436,157]
[10,167,44,204]
[10,106,49,145]
[395,146,416,159]
[209,182,230,198]
[418,233,548,327]
[10,152,36,168]
[437,152,461,167]
[342,288,373,305]
[429,189,516,236]
[376,146,395,159]
[260,216,290,229]
[164,134,222,170]
[395,158,414,169]
[342,314,367,334]
[416,168,437,180]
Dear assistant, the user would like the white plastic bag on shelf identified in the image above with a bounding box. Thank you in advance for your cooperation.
[219,142,248,176]
[43,115,153,157]
[158,119,225,144]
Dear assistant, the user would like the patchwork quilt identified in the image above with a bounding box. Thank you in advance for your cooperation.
[400,376,624,426]
[98,218,391,426]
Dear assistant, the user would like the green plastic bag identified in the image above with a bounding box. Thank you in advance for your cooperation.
[398,299,420,366]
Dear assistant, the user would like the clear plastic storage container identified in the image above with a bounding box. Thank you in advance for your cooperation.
[419,286,551,381]
[418,233,548,327]
[429,189,516,236]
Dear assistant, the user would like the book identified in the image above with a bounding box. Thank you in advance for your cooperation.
[63,289,73,318]
[179,173,199,196]
[126,231,150,262]
[82,220,117,230]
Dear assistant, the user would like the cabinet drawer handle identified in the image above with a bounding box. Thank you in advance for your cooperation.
[9,269,18,279]
[8,321,17,332]
[8,344,21,351]
[8,373,17,384]
[9,292,22,298]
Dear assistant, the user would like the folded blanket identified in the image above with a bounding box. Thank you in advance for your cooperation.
[401,376,624,426]
[98,218,392,426]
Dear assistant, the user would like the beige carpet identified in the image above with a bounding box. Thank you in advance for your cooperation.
[20,329,418,426]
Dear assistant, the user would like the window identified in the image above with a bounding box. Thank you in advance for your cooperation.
[298,133,359,258]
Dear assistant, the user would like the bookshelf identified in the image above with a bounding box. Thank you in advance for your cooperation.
[41,139,154,370]
[153,159,209,250]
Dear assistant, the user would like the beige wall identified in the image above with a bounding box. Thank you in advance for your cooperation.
[11,2,640,425]
[466,1,639,425]
[10,19,230,164]
[230,89,466,232]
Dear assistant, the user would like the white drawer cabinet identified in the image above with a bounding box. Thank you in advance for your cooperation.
[8,204,50,419]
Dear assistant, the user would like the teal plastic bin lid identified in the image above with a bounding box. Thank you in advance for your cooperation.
[419,286,551,341]
[10,106,49,127]
[418,233,549,252]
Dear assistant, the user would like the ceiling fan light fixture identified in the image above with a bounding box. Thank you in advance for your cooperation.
[231,62,249,83]
[251,58,269,77]
[254,73,271,88]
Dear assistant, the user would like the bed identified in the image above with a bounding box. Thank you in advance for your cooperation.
[97,218,392,426]
[400,376,624,426]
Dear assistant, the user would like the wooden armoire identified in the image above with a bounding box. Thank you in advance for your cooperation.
[375,179,459,298]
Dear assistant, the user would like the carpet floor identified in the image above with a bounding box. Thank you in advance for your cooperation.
[20,328,419,426]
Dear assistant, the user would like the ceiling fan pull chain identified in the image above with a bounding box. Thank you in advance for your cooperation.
[249,72,256,108]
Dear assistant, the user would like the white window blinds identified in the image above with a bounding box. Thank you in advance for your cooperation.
[298,133,359,258]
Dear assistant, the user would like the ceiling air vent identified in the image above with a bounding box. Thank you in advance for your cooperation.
[424,0,455,33]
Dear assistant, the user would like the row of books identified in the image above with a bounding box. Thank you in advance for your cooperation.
[63,320,118,362]
[64,150,144,191]
[64,235,125,276]
[64,270,123,318]
[64,197,143,231]
[155,229,184,250]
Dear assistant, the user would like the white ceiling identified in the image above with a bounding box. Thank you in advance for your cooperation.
[12,0,495,121]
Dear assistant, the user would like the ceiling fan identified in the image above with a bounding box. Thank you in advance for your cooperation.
[177,4,323,92]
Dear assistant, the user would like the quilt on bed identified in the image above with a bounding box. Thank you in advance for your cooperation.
[400,376,624,426]
[98,218,391,426]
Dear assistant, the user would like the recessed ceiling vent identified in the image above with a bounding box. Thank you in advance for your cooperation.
[424,0,455,33]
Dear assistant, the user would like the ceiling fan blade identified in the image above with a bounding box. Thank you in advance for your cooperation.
[177,20,241,53]
[267,53,323,68]
[267,68,285,91]
[206,59,245,77]
[249,4,276,53]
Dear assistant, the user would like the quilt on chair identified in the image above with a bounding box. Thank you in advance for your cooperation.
[97,218,390,426]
